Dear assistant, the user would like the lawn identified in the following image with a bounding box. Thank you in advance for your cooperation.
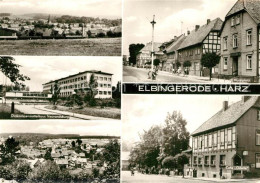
[0,103,23,119]
[45,105,121,119]
[0,37,121,56]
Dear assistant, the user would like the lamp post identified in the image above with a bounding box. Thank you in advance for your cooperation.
[151,15,156,72]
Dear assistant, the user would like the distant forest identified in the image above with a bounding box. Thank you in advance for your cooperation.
[0,133,120,146]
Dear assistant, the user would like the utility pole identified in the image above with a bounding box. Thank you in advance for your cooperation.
[151,15,156,71]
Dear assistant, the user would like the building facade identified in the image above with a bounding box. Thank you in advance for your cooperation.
[178,18,223,76]
[42,70,113,99]
[189,96,260,179]
[219,0,260,82]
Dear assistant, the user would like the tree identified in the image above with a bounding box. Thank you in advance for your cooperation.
[158,111,190,162]
[153,59,160,68]
[87,30,92,38]
[162,156,176,170]
[76,138,82,146]
[0,137,20,165]
[183,61,191,68]
[51,81,60,105]
[0,56,30,88]
[71,141,76,148]
[201,52,220,80]
[128,44,145,65]
[85,73,98,107]
[174,153,189,178]
[44,148,53,161]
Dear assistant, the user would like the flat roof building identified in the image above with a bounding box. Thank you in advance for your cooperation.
[42,70,113,99]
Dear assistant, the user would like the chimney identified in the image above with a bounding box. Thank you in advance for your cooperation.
[242,96,251,103]
[223,101,228,111]
[174,36,177,39]
[207,19,211,25]
[187,30,190,35]
[195,25,200,31]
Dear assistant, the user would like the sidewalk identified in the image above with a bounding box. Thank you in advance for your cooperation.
[136,67,232,83]
[34,105,117,120]
[183,176,260,182]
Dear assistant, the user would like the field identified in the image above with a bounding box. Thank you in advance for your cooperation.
[0,37,121,56]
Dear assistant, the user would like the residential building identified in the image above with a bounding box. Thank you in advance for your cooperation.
[178,18,223,76]
[190,96,260,179]
[136,42,162,68]
[219,0,260,82]
[159,34,186,72]
[0,28,18,39]
[42,70,113,99]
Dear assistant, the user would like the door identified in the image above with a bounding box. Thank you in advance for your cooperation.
[232,57,238,76]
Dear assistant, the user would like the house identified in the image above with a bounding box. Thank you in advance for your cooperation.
[0,28,18,39]
[190,96,260,179]
[178,18,223,76]
[159,34,186,72]
[136,42,162,68]
[219,0,260,82]
[55,159,69,169]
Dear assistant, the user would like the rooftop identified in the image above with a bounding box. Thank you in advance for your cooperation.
[192,96,260,136]
[178,18,223,50]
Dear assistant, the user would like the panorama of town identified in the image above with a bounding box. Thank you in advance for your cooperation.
[0,134,120,183]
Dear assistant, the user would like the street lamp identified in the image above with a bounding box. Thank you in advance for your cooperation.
[151,15,156,72]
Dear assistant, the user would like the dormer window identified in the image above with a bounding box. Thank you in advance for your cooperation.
[231,17,235,26]
[236,15,240,25]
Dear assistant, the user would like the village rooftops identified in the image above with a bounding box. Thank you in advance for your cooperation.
[139,42,162,53]
[226,0,260,24]
[165,34,186,54]
[178,18,223,50]
[191,96,260,136]
[42,70,113,85]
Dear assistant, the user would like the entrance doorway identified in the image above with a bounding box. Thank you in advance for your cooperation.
[233,154,243,175]
[232,57,238,76]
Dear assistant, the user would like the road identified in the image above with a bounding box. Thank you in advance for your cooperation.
[14,104,82,120]
[123,66,208,83]
[122,171,260,183]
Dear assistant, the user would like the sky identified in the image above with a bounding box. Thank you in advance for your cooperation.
[0,0,121,18]
[0,56,122,91]
[122,95,244,146]
[123,0,237,55]
[0,120,121,136]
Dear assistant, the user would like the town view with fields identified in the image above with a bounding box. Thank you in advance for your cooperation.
[0,132,120,183]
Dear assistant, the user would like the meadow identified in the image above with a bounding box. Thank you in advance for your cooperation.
[0,37,121,56]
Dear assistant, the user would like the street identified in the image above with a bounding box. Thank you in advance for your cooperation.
[122,171,260,183]
[123,66,229,83]
[14,104,82,120]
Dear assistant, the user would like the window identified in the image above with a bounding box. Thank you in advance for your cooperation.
[99,77,103,81]
[99,84,103,87]
[231,17,235,26]
[211,155,216,165]
[205,135,208,148]
[108,84,111,88]
[104,91,107,95]
[247,55,252,69]
[108,78,112,81]
[194,137,198,149]
[208,134,212,147]
[213,132,217,146]
[256,154,260,168]
[233,34,238,48]
[108,91,111,95]
[104,84,107,88]
[194,156,197,165]
[99,91,102,95]
[199,136,202,149]
[247,29,252,45]
[258,110,260,120]
[227,129,232,145]
[256,130,260,145]
[223,37,228,50]
[198,157,202,165]
[236,15,240,25]
[220,130,225,145]
[205,156,209,165]
[220,155,226,166]
[104,77,107,81]
[224,57,228,70]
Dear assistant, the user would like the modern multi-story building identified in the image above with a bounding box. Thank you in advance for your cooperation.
[42,70,113,99]
[219,0,260,82]
[189,96,260,179]
[4,91,52,103]
[178,18,223,76]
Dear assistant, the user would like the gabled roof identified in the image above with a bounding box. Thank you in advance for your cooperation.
[139,42,162,53]
[226,0,260,24]
[166,34,186,53]
[178,18,223,50]
[192,96,260,136]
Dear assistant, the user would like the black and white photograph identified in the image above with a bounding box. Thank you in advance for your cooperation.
[123,0,260,83]
[0,56,121,120]
[0,120,120,183]
[122,95,260,182]
[0,0,122,56]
